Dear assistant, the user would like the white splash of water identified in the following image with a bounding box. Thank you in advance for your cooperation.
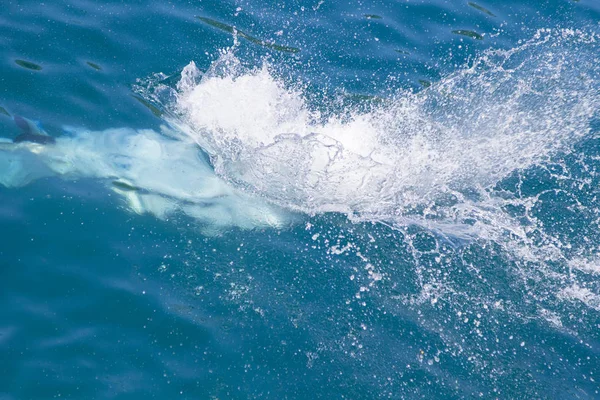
[1,29,598,242]
[167,28,599,242]
[137,28,600,322]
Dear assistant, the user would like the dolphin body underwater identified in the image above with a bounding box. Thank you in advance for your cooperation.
[0,116,289,232]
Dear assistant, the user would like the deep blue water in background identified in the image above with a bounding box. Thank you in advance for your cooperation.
[1,1,600,399]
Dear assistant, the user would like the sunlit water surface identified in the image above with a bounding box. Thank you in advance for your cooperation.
[1,1,600,398]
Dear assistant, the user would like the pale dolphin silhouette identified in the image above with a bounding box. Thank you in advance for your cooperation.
[0,117,291,233]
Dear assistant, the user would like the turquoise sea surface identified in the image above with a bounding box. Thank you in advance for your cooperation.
[1,0,600,398]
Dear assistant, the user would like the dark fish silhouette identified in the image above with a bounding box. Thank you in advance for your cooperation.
[13,115,56,145]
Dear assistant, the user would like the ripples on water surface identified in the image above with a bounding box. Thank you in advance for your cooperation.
[1,1,600,399]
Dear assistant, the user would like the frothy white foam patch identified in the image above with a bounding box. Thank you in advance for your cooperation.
[0,128,290,233]
[569,257,600,275]
[164,29,599,243]
[559,284,600,311]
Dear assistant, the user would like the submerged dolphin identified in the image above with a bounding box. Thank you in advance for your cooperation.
[0,117,291,232]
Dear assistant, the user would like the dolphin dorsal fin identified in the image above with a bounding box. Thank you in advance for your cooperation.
[13,116,55,145]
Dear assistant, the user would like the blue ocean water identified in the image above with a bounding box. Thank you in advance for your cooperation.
[1,0,600,398]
